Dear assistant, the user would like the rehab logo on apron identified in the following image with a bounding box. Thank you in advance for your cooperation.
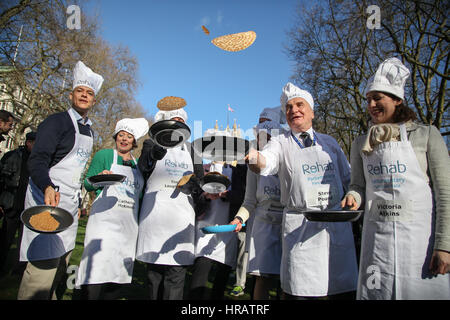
[302,159,339,209]
[366,160,408,191]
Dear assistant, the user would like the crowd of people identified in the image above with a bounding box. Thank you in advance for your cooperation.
[0,58,448,300]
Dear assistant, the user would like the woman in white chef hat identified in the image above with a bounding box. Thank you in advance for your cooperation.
[76,117,149,299]
[230,106,285,300]
[341,57,450,300]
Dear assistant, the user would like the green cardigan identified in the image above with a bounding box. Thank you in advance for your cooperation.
[84,149,138,198]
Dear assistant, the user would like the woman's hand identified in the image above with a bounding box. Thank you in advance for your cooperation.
[230,217,243,233]
[100,170,113,175]
[429,250,450,275]
[341,194,360,210]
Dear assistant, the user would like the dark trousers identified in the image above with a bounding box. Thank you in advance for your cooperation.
[146,263,187,300]
[80,283,122,300]
[188,256,232,300]
[283,290,356,300]
[0,214,24,274]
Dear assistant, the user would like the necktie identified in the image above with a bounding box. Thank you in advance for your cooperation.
[300,132,313,148]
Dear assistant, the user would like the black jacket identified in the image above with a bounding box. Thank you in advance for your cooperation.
[138,139,207,216]
[28,110,93,193]
[224,164,248,230]
[0,146,31,217]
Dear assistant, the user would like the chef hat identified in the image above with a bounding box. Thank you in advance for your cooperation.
[280,82,314,113]
[114,118,149,140]
[72,61,104,96]
[253,120,283,137]
[259,106,286,124]
[154,109,188,123]
[365,57,410,100]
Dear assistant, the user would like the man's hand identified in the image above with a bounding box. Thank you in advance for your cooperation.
[429,250,450,275]
[218,190,228,198]
[100,170,113,175]
[244,148,259,164]
[44,186,60,207]
[151,144,167,161]
[245,148,265,174]
[203,192,220,200]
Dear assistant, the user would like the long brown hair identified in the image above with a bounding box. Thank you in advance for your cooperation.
[385,92,417,123]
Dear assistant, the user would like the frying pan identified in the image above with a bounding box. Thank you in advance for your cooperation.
[301,209,363,222]
[192,135,250,161]
[87,174,126,187]
[21,205,74,234]
[201,223,246,234]
[199,172,231,194]
[149,120,191,149]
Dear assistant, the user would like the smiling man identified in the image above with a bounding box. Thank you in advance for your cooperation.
[17,61,103,300]
[246,82,359,300]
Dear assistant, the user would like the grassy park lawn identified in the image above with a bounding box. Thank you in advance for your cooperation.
[0,217,277,300]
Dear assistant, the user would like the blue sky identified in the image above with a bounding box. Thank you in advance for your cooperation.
[90,0,300,141]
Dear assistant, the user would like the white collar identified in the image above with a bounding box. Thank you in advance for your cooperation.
[292,127,314,139]
[69,107,92,126]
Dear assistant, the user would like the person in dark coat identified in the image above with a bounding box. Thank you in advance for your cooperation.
[0,131,36,275]
[0,110,15,161]
[187,162,248,300]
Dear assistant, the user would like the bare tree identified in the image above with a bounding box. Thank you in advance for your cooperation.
[0,0,149,152]
[379,0,449,130]
[1,0,98,144]
[0,0,33,30]
[286,0,449,154]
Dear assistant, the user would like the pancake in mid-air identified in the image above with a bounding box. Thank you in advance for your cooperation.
[211,31,256,52]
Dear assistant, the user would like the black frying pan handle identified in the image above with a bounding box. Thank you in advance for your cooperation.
[54,186,60,192]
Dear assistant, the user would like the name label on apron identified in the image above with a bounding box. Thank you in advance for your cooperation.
[369,199,414,222]
[306,185,338,208]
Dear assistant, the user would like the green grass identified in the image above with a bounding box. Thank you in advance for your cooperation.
[0,217,272,300]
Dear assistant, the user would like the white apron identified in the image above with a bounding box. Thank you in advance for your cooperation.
[76,150,144,285]
[194,164,237,268]
[357,124,450,300]
[281,132,358,296]
[20,108,93,261]
[136,144,196,266]
[248,174,283,276]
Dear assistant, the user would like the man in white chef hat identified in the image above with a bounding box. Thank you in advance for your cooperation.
[18,61,103,300]
[154,108,188,123]
[258,106,286,125]
[245,82,359,300]
[136,106,207,300]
